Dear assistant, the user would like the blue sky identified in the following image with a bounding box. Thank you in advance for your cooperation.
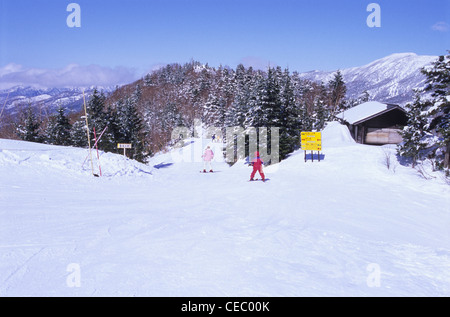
[0,0,449,88]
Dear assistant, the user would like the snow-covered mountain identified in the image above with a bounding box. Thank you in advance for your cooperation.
[0,86,114,116]
[299,53,437,106]
[0,53,437,117]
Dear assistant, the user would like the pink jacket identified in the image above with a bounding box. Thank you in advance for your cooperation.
[202,149,214,161]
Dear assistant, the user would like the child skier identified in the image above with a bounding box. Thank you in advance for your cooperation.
[250,151,265,181]
[202,146,214,172]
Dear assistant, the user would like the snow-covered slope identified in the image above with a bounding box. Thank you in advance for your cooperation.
[1,122,449,296]
[299,53,437,105]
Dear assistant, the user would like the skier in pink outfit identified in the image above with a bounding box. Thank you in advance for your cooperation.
[202,146,214,172]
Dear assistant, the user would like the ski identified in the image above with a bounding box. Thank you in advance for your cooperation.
[249,178,270,182]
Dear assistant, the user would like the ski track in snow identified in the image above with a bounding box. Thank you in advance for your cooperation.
[0,122,449,296]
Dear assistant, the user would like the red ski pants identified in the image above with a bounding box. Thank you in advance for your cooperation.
[250,166,265,180]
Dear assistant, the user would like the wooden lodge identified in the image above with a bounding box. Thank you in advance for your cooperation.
[337,101,408,145]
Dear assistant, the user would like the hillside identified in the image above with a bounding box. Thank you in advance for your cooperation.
[0,86,114,116]
[298,53,437,105]
[0,53,436,116]
[1,122,449,296]
[1,53,438,155]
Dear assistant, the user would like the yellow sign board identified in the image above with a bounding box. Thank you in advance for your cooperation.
[301,132,322,151]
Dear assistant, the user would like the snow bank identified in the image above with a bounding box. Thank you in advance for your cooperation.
[321,121,355,147]
[0,139,153,178]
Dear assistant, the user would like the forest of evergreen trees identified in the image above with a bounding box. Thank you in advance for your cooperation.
[8,53,450,174]
[10,61,352,163]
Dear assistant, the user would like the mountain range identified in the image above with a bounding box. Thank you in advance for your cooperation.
[0,53,437,117]
[298,52,436,105]
[0,86,114,117]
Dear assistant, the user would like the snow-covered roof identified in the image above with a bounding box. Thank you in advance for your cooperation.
[337,101,404,125]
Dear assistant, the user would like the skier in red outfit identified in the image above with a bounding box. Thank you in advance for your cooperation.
[250,151,265,181]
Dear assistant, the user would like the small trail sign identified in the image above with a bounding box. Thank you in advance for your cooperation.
[301,132,322,162]
[117,143,132,156]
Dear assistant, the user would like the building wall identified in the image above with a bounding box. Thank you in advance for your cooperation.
[365,128,403,145]
[349,108,407,145]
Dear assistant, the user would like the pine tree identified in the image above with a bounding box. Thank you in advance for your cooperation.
[398,93,429,167]
[221,66,236,110]
[312,83,329,131]
[204,94,226,130]
[279,68,300,159]
[244,67,282,163]
[86,88,108,150]
[246,67,281,129]
[228,64,253,128]
[260,67,282,127]
[225,65,257,163]
[328,70,347,115]
[204,65,234,132]
[45,106,72,146]
[421,52,450,171]
[116,96,147,162]
[292,73,313,132]
[70,120,88,148]
[15,105,42,142]
[100,104,120,153]
[299,100,313,132]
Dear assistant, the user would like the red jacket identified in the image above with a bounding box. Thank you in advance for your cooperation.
[251,152,263,169]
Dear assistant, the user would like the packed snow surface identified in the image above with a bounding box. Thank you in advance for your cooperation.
[1,122,449,296]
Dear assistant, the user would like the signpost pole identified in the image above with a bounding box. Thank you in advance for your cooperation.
[117,143,132,158]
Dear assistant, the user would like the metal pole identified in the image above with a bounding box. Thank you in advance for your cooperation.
[83,90,95,176]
